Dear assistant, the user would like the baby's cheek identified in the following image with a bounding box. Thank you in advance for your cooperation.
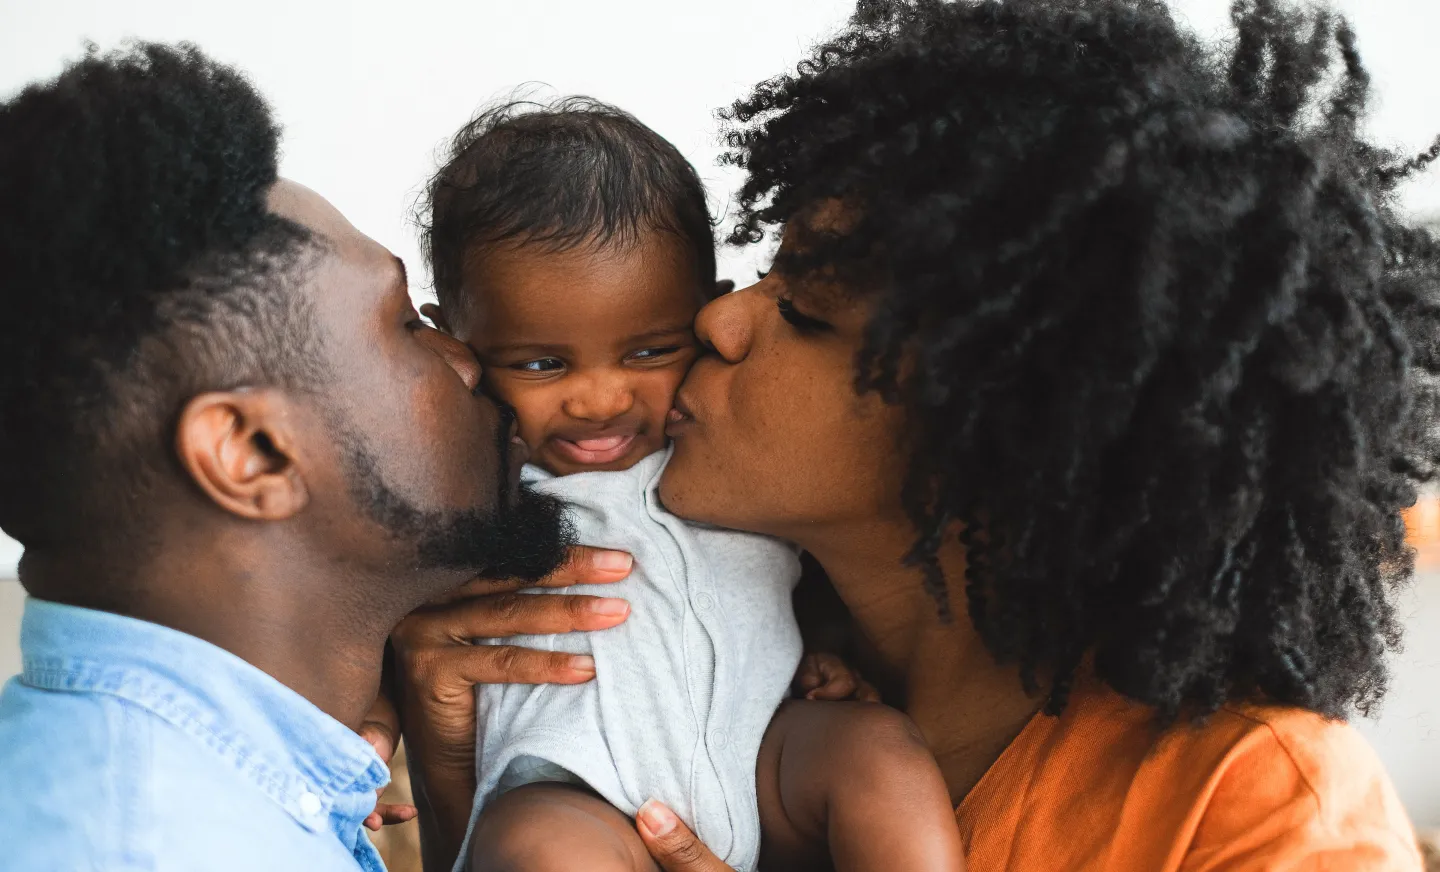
[646,367,690,411]
[637,372,685,449]
[486,376,555,445]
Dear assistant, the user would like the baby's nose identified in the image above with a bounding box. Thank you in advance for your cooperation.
[563,370,635,421]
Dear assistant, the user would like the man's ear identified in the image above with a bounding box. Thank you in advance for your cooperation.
[175,389,309,521]
[419,302,453,335]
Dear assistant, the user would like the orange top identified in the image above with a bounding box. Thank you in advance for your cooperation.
[957,683,1422,871]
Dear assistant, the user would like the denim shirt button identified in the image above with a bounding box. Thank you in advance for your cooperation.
[298,791,323,817]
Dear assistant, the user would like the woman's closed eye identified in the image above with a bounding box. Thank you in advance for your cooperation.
[777,296,833,334]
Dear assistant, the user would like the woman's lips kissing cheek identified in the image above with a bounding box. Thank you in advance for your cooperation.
[665,394,697,437]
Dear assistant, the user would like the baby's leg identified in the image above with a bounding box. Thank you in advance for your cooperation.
[469,782,661,872]
[757,700,966,872]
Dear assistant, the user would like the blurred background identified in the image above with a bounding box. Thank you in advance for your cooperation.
[1,0,1437,865]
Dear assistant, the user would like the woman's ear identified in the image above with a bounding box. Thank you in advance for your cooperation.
[174,389,310,521]
[419,302,452,335]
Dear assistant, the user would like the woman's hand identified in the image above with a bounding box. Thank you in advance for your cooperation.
[636,800,735,872]
[390,545,633,871]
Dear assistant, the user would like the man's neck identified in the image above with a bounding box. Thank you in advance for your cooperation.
[799,517,1044,803]
[22,537,434,732]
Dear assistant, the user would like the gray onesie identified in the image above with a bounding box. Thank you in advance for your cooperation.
[463,448,803,872]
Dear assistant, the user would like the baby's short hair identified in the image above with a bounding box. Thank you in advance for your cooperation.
[420,96,717,314]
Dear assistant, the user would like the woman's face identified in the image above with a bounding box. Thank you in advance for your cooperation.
[659,260,909,543]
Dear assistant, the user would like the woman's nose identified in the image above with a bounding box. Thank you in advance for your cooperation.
[563,369,636,422]
[694,284,758,364]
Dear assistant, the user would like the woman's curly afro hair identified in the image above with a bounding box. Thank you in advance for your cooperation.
[722,0,1440,721]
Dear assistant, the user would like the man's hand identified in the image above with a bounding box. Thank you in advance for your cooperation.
[794,651,881,702]
[390,545,633,871]
[636,800,734,872]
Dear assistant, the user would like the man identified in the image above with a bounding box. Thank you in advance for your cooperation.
[0,42,631,870]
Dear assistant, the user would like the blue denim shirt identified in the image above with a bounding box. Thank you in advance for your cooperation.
[0,598,390,871]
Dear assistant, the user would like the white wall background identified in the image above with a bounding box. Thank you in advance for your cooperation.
[1,0,1439,576]
[1,0,1437,829]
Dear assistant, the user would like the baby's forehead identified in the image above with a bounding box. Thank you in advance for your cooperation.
[462,238,704,346]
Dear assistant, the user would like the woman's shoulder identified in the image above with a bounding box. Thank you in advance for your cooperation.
[1162,701,1421,870]
[1202,702,1390,807]
[960,684,1423,871]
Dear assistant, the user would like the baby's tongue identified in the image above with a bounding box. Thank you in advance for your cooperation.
[571,435,629,452]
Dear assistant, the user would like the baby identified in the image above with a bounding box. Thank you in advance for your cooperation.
[419,98,965,872]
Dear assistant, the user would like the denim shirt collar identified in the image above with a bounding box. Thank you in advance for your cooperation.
[19,598,390,842]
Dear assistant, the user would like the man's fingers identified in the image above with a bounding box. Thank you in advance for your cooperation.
[637,800,732,872]
[397,593,630,649]
[432,593,631,641]
[427,575,530,604]
[424,546,632,605]
[536,545,634,588]
[419,644,598,690]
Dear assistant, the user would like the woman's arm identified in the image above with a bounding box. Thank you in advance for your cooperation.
[388,545,634,872]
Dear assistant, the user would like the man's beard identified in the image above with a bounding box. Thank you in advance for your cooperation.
[340,404,574,583]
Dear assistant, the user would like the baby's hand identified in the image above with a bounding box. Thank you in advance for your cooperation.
[357,695,419,831]
[793,651,881,702]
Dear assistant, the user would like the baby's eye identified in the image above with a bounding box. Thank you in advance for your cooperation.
[628,346,683,362]
[513,358,564,373]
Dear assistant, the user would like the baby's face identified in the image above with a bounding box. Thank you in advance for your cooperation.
[454,234,706,476]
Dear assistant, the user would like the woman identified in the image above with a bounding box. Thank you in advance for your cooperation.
[391,0,1438,868]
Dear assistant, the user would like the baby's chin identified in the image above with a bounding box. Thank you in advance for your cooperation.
[534,433,670,477]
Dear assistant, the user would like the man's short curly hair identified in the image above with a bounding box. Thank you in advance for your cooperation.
[0,43,320,559]
[723,0,1440,720]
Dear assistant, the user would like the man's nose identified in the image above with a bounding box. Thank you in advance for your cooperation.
[416,325,482,392]
[563,369,636,422]
[694,283,758,364]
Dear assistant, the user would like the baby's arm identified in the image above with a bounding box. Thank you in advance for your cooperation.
[757,700,966,872]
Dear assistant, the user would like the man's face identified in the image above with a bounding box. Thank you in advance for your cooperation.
[268,181,570,584]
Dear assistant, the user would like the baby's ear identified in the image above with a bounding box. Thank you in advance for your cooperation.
[419,302,453,335]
